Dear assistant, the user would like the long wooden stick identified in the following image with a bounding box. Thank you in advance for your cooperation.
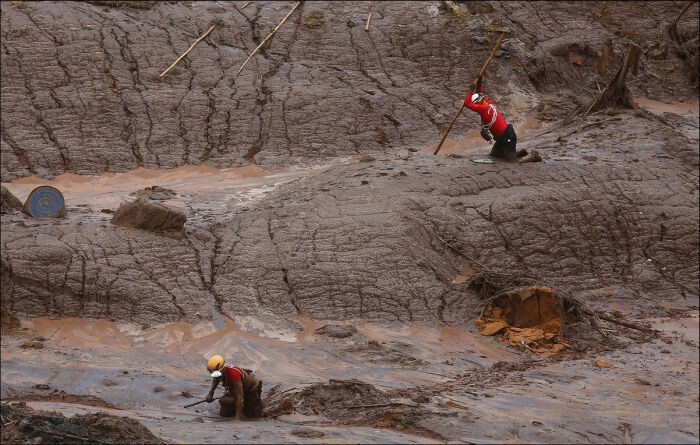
[160,24,217,78]
[434,32,506,155]
[184,396,220,408]
[365,12,373,31]
[472,31,506,90]
[433,103,465,155]
[233,1,301,80]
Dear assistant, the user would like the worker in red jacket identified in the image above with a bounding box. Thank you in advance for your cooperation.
[205,355,263,419]
[464,79,517,161]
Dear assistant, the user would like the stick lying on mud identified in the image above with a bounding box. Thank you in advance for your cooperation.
[564,296,655,334]
[593,311,655,333]
[365,12,373,31]
[233,1,302,80]
[160,24,217,77]
[434,32,506,155]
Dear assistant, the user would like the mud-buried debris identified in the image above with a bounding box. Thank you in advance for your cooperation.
[476,286,567,356]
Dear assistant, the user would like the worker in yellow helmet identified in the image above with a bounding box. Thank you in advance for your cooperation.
[204,355,263,419]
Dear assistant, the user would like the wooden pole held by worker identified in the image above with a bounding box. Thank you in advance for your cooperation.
[434,32,506,155]
[432,104,465,155]
[233,1,302,80]
[471,32,506,90]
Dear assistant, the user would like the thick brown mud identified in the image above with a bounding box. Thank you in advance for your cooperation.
[2,1,699,443]
[1,310,697,443]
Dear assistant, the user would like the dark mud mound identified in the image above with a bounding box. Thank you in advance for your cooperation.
[112,196,186,234]
[265,379,442,439]
[0,402,165,444]
[265,379,390,422]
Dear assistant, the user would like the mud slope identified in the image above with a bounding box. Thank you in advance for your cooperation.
[1,2,699,443]
[1,1,697,179]
[3,107,698,327]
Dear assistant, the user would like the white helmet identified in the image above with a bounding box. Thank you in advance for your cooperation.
[471,93,485,104]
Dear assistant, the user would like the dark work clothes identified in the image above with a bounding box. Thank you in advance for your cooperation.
[489,124,517,161]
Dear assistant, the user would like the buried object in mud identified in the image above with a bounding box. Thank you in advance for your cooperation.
[476,286,566,356]
[21,186,66,218]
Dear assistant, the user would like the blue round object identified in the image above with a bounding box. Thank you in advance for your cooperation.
[22,186,66,218]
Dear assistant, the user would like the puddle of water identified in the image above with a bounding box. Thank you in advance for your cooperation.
[422,129,487,156]
[634,98,699,115]
[1,164,319,211]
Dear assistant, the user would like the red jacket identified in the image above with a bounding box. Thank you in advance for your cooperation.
[221,363,248,387]
[464,91,509,139]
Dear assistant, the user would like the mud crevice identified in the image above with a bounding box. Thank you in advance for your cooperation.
[266,215,300,315]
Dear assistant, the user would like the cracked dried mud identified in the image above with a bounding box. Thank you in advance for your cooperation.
[1,1,699,444]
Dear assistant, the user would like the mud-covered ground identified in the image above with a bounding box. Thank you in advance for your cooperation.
[2,1,699,443]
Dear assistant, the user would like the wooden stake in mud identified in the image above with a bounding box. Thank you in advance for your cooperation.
[365,11,373,31]
[583,43,641,116]
[160,24,217,78]
[233,1,302,80]
[433,32,506,155]
[597,37,613,76]
[432,103,466,155]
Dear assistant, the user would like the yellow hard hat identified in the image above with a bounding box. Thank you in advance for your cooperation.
[207,355,225,376]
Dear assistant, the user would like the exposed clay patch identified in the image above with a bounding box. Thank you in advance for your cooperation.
[477,286,567,356]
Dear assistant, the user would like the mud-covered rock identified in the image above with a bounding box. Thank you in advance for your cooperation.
[112,196,186,233]
[1,185,22,213]
[0,402,165,444]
